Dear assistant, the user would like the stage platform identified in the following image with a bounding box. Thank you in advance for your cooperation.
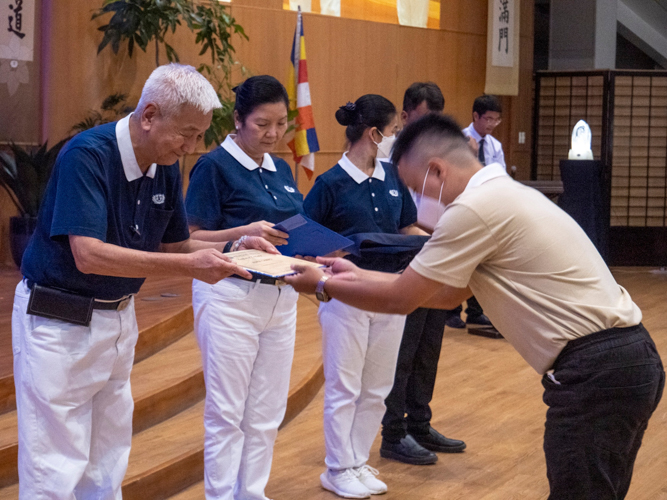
[0,267,666,499]
[0,268,323,498]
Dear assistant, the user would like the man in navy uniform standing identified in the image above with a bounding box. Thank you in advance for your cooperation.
[12,63,274,499]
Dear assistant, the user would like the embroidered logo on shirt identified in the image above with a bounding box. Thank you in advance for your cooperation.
[284,185,296,193]
[152,194,165,204]
[389,190,399,197]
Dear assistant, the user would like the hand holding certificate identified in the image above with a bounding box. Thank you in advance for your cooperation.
[226,250,325,279]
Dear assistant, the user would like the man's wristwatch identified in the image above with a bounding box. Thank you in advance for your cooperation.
[315,275,332,302]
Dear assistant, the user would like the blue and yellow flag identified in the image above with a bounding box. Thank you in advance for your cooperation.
[286,8,320,180]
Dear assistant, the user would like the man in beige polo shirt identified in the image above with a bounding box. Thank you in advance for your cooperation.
[285,114,664,499]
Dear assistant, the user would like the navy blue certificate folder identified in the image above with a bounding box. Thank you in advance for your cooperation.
[274,214,355,257]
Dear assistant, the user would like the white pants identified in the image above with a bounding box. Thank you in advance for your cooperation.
[319,299,406,470]
[192,278,298,500]
[12,281,138,500]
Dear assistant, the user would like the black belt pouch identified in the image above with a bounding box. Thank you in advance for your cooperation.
[27,284,94,327]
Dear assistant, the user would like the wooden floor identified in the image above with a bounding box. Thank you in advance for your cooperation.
[1,267,666,499]
[176,268,667,500]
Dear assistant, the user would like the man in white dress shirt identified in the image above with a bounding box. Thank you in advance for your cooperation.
[462,94,505,169]
[449,94,506,331]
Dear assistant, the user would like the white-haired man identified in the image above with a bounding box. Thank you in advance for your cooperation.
[13,63,275,499]
[285,114,664,499]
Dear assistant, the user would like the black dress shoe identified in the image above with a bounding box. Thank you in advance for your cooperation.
[411,427,466,453]
[465,313,493,327]
[380,435,438,465]
[445,315,466,329]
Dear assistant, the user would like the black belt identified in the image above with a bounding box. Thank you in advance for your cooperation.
[25,280,132,311]
[231,274,286,286]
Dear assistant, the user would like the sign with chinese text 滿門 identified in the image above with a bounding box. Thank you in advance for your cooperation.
[0,0,35,62]
[491,0,513,67]
[485,0,519,96]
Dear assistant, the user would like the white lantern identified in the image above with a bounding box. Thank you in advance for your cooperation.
[568,120,594,160]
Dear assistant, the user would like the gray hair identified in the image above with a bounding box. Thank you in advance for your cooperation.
[136,63,222,117]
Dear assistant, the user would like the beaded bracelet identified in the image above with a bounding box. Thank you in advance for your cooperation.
[231,235,248,252]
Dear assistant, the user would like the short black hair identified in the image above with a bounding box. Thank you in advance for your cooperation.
[403,82,445,113]
[335,94,396,145]
[472,94,502,116]
[233,75,289,123]
[391,113,467,166]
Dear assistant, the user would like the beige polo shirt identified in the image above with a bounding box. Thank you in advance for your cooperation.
[410,163,642,374]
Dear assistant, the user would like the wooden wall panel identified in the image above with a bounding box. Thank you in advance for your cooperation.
[0,0,534,264]
[508,0,535,180]
[440,0,487,35]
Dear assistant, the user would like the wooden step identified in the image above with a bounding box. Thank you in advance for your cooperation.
[168,480,205,499]
[0,402,208,500]
[0,294,325,498]
[123,296,325,499]
[0,332,204,488]
[0,268,22,415]
[0,484,16,500]
[131,332,204,433]
[126,360,325,500]
[122,401,205,500]
[134,305,193,364]
[0,412,17,488]
[0,275,194,415]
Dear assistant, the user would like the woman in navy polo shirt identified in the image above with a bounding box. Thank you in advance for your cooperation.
[304,95,422,498]
[185,76,303,500]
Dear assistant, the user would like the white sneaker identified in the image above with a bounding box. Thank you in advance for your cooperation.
[320,468,371,499]
[354,465,387,495]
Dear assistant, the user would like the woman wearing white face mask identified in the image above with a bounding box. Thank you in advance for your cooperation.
[303,95,423,499]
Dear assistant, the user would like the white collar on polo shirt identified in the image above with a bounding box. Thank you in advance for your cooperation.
[221,134,277,172]
[338,152,386,184]
[465,162,508,191]
[115,113,157,182]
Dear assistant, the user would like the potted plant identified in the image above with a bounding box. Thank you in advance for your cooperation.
[71,92,134,134]
[0,139,69,268]
[93,0,247,147]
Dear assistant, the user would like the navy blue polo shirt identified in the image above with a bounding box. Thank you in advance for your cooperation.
[22,116,190,300]
[185,135,304,230]
[303,153,417,270]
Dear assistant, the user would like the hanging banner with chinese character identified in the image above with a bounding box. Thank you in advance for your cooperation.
[0,0,35,61]
[0,0,38,142]
[492,0,513,67]
[485,0,520,96]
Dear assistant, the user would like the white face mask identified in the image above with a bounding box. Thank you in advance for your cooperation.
[414,166,445,231]
[374,131,396,159]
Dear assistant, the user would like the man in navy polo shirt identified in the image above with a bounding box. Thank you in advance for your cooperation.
[12,64,274,500]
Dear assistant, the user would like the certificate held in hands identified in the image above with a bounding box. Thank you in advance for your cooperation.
[226,250,324,279]
[273,214,355,257]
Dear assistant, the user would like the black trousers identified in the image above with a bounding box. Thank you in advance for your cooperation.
[543,324,664,499]
[449,295,483,317]
[381,307,447,442]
